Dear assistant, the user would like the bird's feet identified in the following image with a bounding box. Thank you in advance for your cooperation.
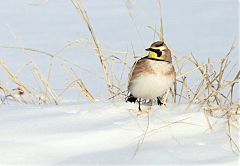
[126,94,142,111]
[157,97,163,106]
[126,94,137,103]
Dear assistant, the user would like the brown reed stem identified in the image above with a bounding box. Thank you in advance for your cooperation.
[71,0,113,97]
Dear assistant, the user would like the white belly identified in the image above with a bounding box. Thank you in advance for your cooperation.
[129,74,174,99]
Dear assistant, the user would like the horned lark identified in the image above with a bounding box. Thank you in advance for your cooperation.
[126,41,176,110]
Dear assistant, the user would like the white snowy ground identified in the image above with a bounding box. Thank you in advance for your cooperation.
[0,103,238,165]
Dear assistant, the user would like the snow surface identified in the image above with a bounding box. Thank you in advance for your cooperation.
[0,103,238,165]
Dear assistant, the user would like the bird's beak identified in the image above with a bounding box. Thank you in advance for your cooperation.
[145,48,151,51]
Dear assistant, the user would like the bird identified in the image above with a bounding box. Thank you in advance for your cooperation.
[126,41,176,111]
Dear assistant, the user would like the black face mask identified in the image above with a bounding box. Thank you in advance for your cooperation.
[155,50,162,57]
[145,48,162,57]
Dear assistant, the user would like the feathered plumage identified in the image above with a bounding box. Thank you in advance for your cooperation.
[126,41,176,110]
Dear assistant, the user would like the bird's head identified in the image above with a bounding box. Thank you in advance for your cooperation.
[146,41,172,62]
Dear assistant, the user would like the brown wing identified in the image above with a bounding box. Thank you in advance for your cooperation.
[128,57,153,89]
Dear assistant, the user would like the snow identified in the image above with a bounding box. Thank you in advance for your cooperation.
[0,103,238,165]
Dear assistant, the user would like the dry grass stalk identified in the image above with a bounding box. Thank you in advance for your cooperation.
[32,64,59,105]
[145,117,198,137]
[71,0,113,97]
[124,0,145,48]
[0,45,54,58]
[0,81,21,103]
[157,0,164,41]
[0,43,105,80]
[0,59,36,103]
[62,65,95,102]
[134,111,150,157]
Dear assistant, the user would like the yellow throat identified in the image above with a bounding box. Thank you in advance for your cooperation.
[148,51,164,61]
